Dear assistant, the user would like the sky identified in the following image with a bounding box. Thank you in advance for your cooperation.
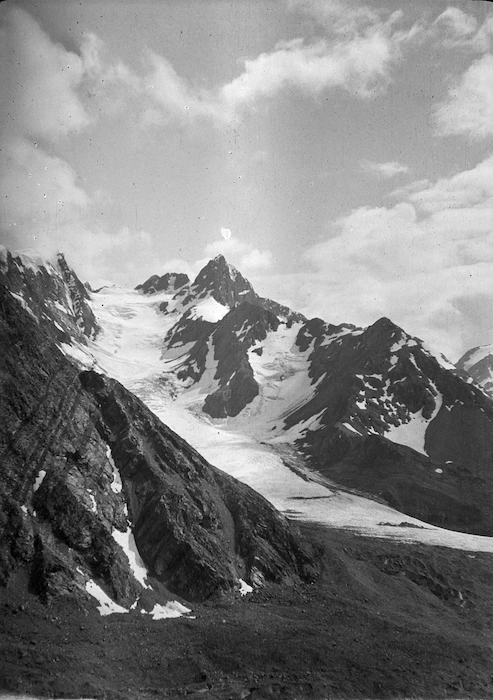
[1,0,492,361]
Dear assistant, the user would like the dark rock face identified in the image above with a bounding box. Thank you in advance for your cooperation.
[189,255,257,308]
[0,247,99,344]
[136,272,189,295]
[288,317,493,535]
[0,283,317,607]
[202,303,281,418]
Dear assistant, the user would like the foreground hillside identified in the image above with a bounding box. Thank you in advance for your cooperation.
[2,525,493,699]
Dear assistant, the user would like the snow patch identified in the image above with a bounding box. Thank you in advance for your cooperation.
[33,470,46,492]
[107,446,122,493]
[58,342,94,369]
[189,297,229,323]
[239,579,253,596]
[85,580,129,616]
[385,386,443,456]
[87,490,97,513]
[111,526,149,588]
[144,601,192,620]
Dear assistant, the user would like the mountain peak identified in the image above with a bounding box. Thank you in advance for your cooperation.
[191,256,256,307]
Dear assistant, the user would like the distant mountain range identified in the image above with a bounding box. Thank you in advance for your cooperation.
[137,253,493,536]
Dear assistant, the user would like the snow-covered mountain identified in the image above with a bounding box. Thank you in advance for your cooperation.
[0,249,317,615]
[133,255,493,537]
[457,344,493,396]
[4,245,493,700]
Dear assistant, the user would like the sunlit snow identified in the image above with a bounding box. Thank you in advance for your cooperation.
[85,580,129,616]
[33,470,46,492]
[142,601,192,619]
[111,526,149,588]
[385,387,443,456]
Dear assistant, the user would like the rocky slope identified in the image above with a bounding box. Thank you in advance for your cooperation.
[0,246,99,344]
[289,316,493,535]
[0,254,318,613]
[457,343,493,396]
[137,257,493,536]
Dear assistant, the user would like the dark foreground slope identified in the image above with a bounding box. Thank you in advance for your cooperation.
[0,282,317,606]
[2,525,493,699]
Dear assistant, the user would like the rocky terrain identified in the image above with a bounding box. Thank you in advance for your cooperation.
[2,247,493,699]
[457,343,493,397]
[140,255,493,536]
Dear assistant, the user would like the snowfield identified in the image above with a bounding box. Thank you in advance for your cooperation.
[81,286,493,554]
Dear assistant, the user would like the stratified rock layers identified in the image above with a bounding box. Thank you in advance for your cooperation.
[0,284,317,606]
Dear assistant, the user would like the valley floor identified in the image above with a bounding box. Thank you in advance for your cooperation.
[2,525,493,699]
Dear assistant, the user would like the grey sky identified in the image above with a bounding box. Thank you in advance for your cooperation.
[1,0,492,359]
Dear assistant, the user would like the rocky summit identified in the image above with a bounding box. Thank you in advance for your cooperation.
[2,248,493,699]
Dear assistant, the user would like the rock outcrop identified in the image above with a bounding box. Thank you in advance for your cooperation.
[0,246,99,344]
[136,272,189,295]
[457,344,493,396]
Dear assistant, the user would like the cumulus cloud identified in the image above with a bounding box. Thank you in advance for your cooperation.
[0,6,92,141]
[300,154,493,360]
[434,53,493,140]
[138,4,421,124]
[204,232,273,272]
[433,7,493,52]
[360,159,409,178]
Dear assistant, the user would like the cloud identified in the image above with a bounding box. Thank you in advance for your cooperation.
[1,137,89,236]
[204,231,273,272]
[0,6,92,142]
[434,53,493,140]
[138,5,421,124]
[220,17,413,111]
[299,154,493,360]
[433,7,493,52]
[360,159,409,178]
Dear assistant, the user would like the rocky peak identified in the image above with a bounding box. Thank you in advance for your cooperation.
[457,344,493,396]
[191,255,256,307]
[136,272,190,295]
[0,246,99,343]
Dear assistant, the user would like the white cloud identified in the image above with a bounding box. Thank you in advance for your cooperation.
[435,53,493,140]
[360,159,409,178]
[1,137,89,232]
[220,17,411,111]
[433,7,478,42]
[136,5,421,124]
[204,232,273,272]
[433,7,493,52]
[299,154,493,360]
[0,6,91,141]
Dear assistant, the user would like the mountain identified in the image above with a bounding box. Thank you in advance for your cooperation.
[135,271,190,295]
[457,344,493,396]
[0,250,318,611]
[134,258,493,536]
[3,247,493,699]
[0,246,99,343]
